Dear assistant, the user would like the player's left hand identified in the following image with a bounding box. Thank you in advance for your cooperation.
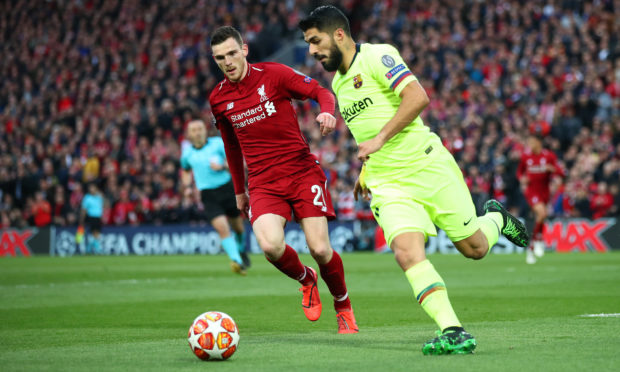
[316,112,336,136]
[210,159,224,171]
[357,136,385,161]
[353,178,371,201]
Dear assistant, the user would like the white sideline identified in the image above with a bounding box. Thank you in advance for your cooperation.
[579,313,620,318]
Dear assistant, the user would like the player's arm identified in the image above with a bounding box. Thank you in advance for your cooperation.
[180,169,193,188]
[353,163,371,201]
[548,152,566,178]
[216,116,249,214]
[277,65,337,136]
[357,80,429,161]
[179,151,194,190]
[79,197,87,225]
[354,45,427,160]
[211,138,229,171]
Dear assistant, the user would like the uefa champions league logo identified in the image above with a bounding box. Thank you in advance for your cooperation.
[55,230,78,256]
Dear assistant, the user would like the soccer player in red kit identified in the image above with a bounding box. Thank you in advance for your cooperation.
[517,134,565,264]
[208,26,358,333]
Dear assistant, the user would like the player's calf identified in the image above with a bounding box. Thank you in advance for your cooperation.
[453,230,489,260]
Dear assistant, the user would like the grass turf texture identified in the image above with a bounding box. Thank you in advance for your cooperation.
[1,252,619,371]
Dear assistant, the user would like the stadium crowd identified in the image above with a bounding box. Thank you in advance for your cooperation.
[0,0,618,230]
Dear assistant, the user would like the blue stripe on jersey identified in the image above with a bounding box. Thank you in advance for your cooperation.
[390,71,413,90]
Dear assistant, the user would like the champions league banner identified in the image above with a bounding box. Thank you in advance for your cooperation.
[2,218,617,257]
[49,222,357,257]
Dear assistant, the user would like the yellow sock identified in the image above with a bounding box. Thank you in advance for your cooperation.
[478,212,503,252]
[405,259,461,331]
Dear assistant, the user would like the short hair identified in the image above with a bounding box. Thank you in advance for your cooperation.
[210,26,243,47]
[298,5,351,37]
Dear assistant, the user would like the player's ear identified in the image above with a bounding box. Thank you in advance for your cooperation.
[333,28,345,43]
[242,43,249,57]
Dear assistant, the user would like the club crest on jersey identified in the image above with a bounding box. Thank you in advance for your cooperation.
[353,74,363,89]
[226,102,234,110]
[257,84,269,102]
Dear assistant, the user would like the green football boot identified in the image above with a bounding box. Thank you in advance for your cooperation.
[484,199,530,247]
[422,329,477,355]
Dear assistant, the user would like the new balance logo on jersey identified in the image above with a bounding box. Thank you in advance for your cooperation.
[226,102,234,110]
[264,101,276,116]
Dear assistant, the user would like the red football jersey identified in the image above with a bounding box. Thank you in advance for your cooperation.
[209,62,335,194]
[517,149,564,199]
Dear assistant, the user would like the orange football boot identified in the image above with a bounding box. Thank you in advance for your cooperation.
[336,310,359,334]
[299,267,322,321]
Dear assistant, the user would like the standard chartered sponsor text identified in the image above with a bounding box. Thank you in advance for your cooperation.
[231,104,266,128]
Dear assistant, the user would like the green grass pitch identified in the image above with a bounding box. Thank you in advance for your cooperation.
[1,252,619,371]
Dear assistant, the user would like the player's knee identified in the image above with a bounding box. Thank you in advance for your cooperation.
[455,233,488,260]
[255,235,285,258]
[463,247,487,260]
[308,244,331,261]
[391,244,425,270]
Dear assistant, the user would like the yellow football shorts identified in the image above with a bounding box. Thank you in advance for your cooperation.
[369,146,480,247]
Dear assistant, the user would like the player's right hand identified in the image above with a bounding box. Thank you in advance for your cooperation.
[353,178,371,201]
[316,112,336,136]
[236,192,250,218]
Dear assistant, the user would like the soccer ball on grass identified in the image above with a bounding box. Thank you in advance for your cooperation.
[188,311,239,360]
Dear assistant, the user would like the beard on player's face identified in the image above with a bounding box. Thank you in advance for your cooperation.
[316,40,342,72]
[221,59,243,81]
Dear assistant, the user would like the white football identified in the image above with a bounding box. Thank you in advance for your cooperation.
[188,311,240,360]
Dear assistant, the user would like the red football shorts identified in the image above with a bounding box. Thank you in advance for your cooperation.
[524,188,549,207]
[248,165,336,224]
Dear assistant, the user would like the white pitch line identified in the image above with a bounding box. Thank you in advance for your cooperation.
[4,278,173,289]
[579,313,620,318]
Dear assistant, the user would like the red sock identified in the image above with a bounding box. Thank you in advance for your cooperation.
[533,221,544,241]
[318,250,351,312]
[267,245,312,285]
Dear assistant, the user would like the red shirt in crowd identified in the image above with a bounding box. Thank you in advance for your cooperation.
[32,199,52,227]
[590,192,614,219]
[112,200,135,225]
[209,62,335,194]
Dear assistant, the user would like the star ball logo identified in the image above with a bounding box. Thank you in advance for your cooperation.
[353,74,363,89]
[381,55,395,67]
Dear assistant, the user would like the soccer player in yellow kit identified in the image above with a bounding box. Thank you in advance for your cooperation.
[300,6,529,355]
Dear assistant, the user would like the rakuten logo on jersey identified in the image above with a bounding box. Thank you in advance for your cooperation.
[341,97,373,123]
[230,102,277,129]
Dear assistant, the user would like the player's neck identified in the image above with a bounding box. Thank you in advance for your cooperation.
[338,40,358,75]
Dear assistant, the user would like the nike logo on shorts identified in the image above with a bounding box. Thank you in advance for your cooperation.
[463,217,473,226]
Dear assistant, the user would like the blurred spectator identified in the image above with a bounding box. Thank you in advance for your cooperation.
[31,191,52,227]
[51,186,73,226]
[590,182,615,219]
[112,189,137,226]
